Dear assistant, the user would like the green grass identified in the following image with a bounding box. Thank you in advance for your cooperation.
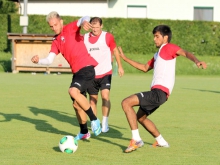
[0,73,219,165]
[1,51,220,75]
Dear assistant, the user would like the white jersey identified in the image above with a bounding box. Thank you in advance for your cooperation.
[84,31,112,77]
[150,43,180,96]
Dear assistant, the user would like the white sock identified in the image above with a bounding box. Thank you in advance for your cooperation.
[155,134,168,145]
[102,116,108,127]
[132,129,142,141]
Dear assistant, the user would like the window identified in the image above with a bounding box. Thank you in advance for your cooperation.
[194,7,213,21]
[127,5,147,18]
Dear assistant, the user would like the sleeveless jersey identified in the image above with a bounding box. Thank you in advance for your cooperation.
[149,43,180,96]
[84,31,112,78]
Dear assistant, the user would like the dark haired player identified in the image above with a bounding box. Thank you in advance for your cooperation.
[118,25,207,153]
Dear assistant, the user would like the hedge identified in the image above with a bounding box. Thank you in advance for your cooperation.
[1,14,220,55]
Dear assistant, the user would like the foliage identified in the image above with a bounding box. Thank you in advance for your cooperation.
[1,13,219,55]
[0,0,18,14]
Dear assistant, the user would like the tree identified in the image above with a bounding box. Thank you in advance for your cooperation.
[0,0,18,14]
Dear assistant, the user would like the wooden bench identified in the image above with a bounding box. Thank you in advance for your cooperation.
[7,33,71,74]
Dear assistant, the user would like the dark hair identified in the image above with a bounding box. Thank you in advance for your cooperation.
[90,17,102,25]
[152,25,172,42]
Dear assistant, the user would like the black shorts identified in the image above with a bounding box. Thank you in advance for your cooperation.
[136,88,167,115]
[70,66,95,101]
[87,74,112,95]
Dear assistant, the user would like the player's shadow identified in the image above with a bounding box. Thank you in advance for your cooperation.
[29,106,79,127]
[28,106,153,152]
[182,88,220,94]
[0,112,71,135]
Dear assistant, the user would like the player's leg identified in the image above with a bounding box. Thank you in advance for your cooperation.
[73,101,91,140]
[69,87,92,111]
[137,109,160,137]
[89,94,98,116]
[121,94,139,130]
[100,89,110,132]
[121,94,144,153]
[137,111,169,147]
[137,89,169,147]
[69,66,101,136]
[100,75,112,133]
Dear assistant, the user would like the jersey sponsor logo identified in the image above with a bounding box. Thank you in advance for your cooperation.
[74,82,81,87]
[89,47,100,52]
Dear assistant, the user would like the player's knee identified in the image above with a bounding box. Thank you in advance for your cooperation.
[121,99,129,110]
[73,102,79,110]
[68,87,79,99]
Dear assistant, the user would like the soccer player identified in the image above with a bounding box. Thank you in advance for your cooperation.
[73,17,124,139]
[31,11,101,138]
[118,25,207,153]
[84,17,124,133]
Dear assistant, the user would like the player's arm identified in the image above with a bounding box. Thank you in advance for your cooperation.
[77,16,92,31]
[107,33,124,76]
[113,47,124,77]
[176,49,207,69]
[118,46,152,72]
[31,52,56,65]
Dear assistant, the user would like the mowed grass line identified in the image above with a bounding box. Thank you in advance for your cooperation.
[0,73,219,165]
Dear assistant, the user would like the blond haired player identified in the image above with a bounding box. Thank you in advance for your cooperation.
[31,11,101,139]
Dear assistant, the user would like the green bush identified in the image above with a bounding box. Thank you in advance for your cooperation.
[2,14,220,55]
[0,0,18,14]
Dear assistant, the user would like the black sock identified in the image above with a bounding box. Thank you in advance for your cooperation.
[79,123,88,134]
[85,107,97,121]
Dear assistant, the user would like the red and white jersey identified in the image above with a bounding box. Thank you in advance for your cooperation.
[84,31,116,78]
[148,43,181,96]
[50,21,98,73]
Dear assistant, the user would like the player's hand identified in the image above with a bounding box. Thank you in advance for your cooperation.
[196,61,207,69]
[117,46,126,60]
[118,67,124,77]
[31,55,39,64]
[82,21,92,31]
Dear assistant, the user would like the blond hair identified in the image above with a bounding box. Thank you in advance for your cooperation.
[46,11,61,22]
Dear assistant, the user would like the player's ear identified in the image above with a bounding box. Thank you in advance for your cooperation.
[164,35,168,43]
[60,19,63,25]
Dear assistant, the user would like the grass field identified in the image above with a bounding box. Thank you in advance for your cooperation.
[1,51,220,75]
[0,73,220,165]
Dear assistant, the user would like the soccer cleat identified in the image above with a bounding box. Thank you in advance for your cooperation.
[102,125,109,133]
[124,139,144,153]
[91,119,101,136]
[152,141,170,148]
[75,132,91,141]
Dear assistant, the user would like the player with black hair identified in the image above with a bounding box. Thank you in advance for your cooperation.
[118,25,207,153]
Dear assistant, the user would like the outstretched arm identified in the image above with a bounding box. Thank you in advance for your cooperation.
[177,49,207,69]
[31,52,56,65]
[118,46,152,72]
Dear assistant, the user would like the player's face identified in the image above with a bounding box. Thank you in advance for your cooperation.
[48,17,63,35]
[153,31,168,48]
[91,22,102,36]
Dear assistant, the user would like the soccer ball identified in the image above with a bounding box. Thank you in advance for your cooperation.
[59,135,78,153]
